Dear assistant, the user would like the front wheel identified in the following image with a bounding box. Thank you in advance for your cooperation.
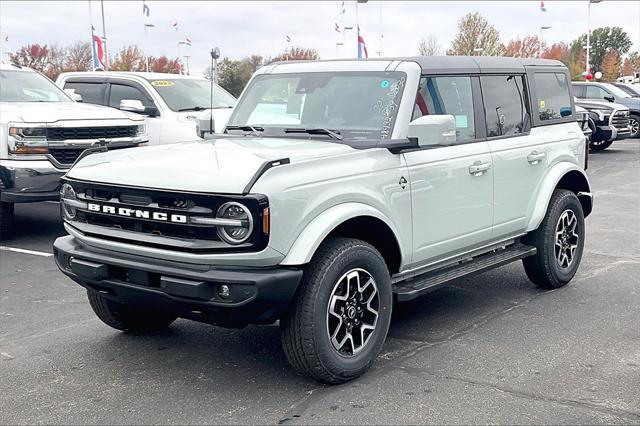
[280,237,392,384]
[523,189,585,289]
[590,139,613,151]
[629,114,640,139]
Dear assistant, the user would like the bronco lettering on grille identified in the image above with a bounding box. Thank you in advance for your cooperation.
[87,203,188,223]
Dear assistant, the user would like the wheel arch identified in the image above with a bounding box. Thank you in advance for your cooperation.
[526,164,593,232]
[280,203,404,274]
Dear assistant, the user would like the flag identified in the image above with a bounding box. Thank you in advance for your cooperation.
[357,27,368,59]
[183,38,191,46]
[4,36,8,42]
[339,1,345,14]
[334,22,340,32]
[172,21,178,30]
[91,25,105,69]
[285,35,291,43]
[142,0,150,16]
[540,1,547,12]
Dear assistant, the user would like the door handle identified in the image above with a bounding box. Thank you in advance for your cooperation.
[527,151,546,165]
[468,161,491,176]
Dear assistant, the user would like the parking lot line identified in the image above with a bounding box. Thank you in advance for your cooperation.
[0,246,53,257]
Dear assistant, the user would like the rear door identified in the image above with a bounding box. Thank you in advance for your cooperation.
[63,80,107,106]
[404,75,494,265]
[482,74,546,239]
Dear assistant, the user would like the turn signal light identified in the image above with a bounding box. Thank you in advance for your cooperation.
[14,145,49,154]
[262,207,270,235]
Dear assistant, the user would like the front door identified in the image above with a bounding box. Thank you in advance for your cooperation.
[404,75,493,266]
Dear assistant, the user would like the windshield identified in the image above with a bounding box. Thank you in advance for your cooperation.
[227,71,407,139]
[148,78,236,111]
[0,70,70,102]
[603,83,633,99]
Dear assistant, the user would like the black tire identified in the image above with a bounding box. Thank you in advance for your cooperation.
[280,237,392,384]
[0,202,14,240]
[590,139,613,151]
[629,114,640,139]
[523,189,585,289]
[87,289,177,333]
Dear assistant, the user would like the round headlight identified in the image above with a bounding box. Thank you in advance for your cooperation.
[216,202,253,245]
[61,183,77,219]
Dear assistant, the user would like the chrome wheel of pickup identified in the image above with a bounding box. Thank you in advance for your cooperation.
[327,268,379,357]
[554,209,579,269]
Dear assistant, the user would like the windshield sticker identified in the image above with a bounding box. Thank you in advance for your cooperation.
[375,76,406,139]
[151,80,175,87]
[380,80,390,89]
[539,100,546,110]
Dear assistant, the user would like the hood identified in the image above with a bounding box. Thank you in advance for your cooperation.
[0,101,142,124]
[574,99,628,112]
[67,136,355,194]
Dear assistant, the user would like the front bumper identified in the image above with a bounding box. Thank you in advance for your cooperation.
[53,235,303,327]
[0,159,63,203]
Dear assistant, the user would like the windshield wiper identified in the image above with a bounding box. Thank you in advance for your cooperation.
[177,106,209,112]
[225,125,264,137]
[284,128,344,141]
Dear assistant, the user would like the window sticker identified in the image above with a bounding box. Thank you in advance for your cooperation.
[380,80,390,89]
[455,115,468,128]
[151,80,175,87]
[539,99,546,110]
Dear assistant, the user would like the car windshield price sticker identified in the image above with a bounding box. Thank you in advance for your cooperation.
[151,80,175,87]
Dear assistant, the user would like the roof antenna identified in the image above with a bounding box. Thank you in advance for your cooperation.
[209,47,220,136]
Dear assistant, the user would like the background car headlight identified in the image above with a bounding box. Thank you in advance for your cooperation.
[136,124,146,135]
[216,202,253,244]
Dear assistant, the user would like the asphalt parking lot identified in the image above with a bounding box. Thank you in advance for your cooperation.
[1,140,638,425]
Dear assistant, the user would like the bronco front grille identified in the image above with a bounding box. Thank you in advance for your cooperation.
[610,110,630,132]
[64,180,268,253]
[47,126,138,141]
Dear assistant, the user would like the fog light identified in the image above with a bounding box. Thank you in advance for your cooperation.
[218,284,231,299]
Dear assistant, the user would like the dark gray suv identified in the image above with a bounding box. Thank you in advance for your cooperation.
[572,82,640,138]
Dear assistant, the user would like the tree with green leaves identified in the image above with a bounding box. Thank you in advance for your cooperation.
[573,27,632,73]
[205,58,253,97]
[447,12,503,56]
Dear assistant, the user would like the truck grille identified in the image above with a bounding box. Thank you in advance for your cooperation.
[49,148,86,165]
[47,126,138,141]
[610,110,630,132]
[64,180,268,253]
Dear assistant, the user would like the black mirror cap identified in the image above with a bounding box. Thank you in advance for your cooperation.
[144,105,159,117]
[604,95,615,102]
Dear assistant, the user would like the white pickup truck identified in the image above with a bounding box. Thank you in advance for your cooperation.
[56,72,236,144]
[0,64,148,237]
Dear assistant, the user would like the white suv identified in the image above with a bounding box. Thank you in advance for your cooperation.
[54,57,592,383]
[56,72,236,143]
[0,64,147,237]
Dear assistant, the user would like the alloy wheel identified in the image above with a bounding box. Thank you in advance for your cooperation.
[554,209,579,269]
[326,268,379,357]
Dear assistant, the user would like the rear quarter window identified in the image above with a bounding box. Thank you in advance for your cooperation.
[534,73,572,121]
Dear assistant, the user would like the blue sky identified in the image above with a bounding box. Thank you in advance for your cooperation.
[1,1,638,76]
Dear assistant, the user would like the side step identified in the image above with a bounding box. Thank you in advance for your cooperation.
[393,243,537,302]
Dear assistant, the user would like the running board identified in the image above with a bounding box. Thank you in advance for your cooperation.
[393,243,537,302]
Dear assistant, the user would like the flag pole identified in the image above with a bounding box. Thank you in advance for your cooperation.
[100,0,108,69]
[88,0,95,70]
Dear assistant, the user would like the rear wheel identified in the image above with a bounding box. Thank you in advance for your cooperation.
[590,139,613,151]
[87,289,177,333]
[280,237,392,384]
[523,189,585,289]
[0,202,14,240]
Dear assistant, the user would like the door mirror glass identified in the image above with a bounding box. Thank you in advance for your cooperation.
[560,107,572,117]
[407,114,457,147]
[64,88,83,102]
[119,99,145,113]
[196,109,215,138]
[604,95,615,102]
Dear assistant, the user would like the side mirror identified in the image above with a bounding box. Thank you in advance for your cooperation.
[604,95,615,103]
[196,110,215,138]
[560,107,572,117]
[119,99,146,113]
[407,114,457,147]
[64,88,83,102]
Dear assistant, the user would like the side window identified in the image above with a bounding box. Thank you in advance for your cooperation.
[534,73,572,121]
[480,75,530,137]
[571,84,585,98]
[585,85,609,100]
[108,84,152,109]
[64,82,105,105]
[413,76,476,141]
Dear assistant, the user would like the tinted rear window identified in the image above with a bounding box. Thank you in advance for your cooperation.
[534,73,572,121]
[480,75,529,137]
[64,82,105,105]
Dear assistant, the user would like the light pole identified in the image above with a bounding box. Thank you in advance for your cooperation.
[539,26,551,57]
[586,0,604,80]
